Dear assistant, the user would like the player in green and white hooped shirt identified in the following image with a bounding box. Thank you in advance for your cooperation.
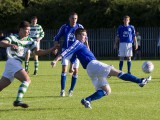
[25,16,45,75]
[0,21,58,108]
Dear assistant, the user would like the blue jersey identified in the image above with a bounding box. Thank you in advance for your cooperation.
[61,40,96,69]
[117,25,136,43]
[54,23,84,49]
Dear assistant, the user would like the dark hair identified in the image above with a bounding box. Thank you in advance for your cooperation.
[31,16,38,20]
[69,12,78,17]
[18,21,30,30]
[75,28,87,37]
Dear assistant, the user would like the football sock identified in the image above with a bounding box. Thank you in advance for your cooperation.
[16,81,30,101]
[25,61,29,72]
[119,61,123,71]
[86,90,106,102]
[69,74,78,91]
[118,72,142,83]
[61,73,66,90]
[127,60,131,73]
[34,60,39,73]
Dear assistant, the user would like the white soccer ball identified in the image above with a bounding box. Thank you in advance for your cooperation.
[142,61,154,73]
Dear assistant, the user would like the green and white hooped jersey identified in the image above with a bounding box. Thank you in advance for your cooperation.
[29,24,44,41]
[6,34,37,62]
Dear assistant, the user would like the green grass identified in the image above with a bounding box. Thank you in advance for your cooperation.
[0,60,159,120]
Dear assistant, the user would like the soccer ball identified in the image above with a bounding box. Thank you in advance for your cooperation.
[142,61,154,73]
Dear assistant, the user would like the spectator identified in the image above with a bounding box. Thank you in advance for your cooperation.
[0,32,6,60]
[134,32,141,60]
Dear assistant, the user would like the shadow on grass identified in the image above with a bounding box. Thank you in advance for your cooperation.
[0,106,80,112]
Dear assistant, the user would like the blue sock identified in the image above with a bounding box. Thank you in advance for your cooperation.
[118,72,142,83]
[127,60,131,73]
[61,73,66,90]
[119,61,123,70]
[85,90,106,102]
[69,74,78,91]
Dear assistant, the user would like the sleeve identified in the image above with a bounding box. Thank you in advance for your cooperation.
[39,25,45,39]
[30,41,37,51]
[78,24,84,29]
[61,40,82,58]
[4,36,11,43]
[131,25,136,38]
[53,24,65,42]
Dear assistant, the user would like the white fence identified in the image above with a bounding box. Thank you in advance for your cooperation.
[41,27,160,59]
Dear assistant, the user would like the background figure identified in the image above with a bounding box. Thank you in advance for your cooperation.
[134,32,141,60]
[53,12,90,97]
[25,16,45,75]
[0,32,6,60]
[114,15,138,74]
[51,28,151,109]
[0,21,58,108]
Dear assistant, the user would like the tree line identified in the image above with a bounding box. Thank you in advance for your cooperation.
[0,0,160,32]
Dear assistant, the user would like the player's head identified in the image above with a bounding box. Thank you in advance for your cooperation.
[31,16,38,25]
[69,12,78,27]
[18,21,30,38]
[75,28,87,43]
[123,15,130,26]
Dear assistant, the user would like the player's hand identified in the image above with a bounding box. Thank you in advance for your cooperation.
[51,61,57,68]
[69,68,74,75]
[53,49,58,55]
[10,44,18,50]
[36,38,41,42]
[135,44,138,50]
[52,44,60,55]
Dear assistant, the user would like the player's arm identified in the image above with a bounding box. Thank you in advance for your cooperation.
[0,40,18,49]
[34,44,60,56]
[134,36,138,50]
[53,41,59,55]
[51,54,62,67]
[37,26,45,42]
[114,36,119,49]
[69,54,77,74]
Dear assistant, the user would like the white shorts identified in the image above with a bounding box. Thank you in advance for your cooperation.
[86,60,112,91]
[118,43,133,57]
[27,41,40,53]
[62,54,79,68]
[2,58,23,82]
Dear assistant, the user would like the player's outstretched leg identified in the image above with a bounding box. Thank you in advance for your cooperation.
[118,72,151,87]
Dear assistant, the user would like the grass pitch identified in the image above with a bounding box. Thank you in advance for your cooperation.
[0,60,159,120]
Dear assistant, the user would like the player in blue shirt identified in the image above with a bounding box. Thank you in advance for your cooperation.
[53,12,89,97]
[114,15,138,74]
[51,28,151,109]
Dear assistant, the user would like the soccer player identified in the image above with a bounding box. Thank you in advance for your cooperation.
[51,28,151,109]
[114,15,138,74]
[53,12,89,97]
[134,32,141,60]
[25,16,45,75]
[0,21,58,108]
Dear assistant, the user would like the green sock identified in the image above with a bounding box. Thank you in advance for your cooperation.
[25,61,29,72]
[16,81,30,101]
[34,60,39,73]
